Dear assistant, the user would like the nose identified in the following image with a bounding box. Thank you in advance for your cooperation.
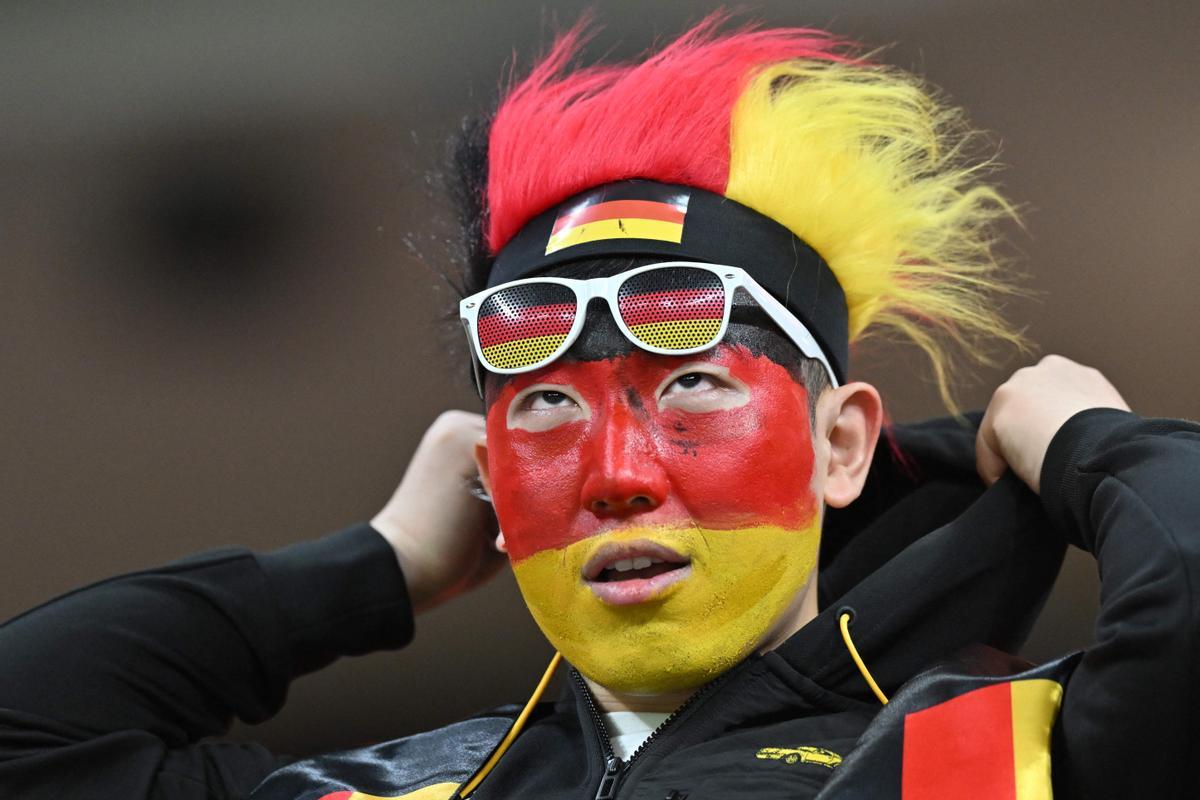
[579,403,669,519]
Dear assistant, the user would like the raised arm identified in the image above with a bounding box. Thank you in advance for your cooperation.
[0,410,502,800]
[977,355,1200,799]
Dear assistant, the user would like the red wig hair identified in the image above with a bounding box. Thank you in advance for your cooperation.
[485,15,849,254]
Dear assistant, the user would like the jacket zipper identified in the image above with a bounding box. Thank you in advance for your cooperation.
[574,669,729,800]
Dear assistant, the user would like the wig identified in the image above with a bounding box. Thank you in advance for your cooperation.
[451,14,1024,407]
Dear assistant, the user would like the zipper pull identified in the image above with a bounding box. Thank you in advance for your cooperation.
[593,755,625,800]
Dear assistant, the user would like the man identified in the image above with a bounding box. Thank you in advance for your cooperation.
[2,17,1198,800]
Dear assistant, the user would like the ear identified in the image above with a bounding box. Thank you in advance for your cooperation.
[473,438,507,553]
[817,381,883,509]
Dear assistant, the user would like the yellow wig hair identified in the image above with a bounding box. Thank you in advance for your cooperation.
[726,60,1024,406]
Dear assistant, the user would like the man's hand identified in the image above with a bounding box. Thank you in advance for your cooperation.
[976,355,1131,494]
[372,410,507,613]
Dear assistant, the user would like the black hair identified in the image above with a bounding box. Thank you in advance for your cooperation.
[445,114,492,300]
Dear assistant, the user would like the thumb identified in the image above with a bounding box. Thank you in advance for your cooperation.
[975,406,1008,486]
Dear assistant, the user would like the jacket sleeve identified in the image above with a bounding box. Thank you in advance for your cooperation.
[0,523,414,800]
[1040,409,1200,800]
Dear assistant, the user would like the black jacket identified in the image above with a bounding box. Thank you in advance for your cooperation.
[2,409,1198,799]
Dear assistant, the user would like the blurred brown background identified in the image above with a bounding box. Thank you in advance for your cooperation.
[2,0,1197,756]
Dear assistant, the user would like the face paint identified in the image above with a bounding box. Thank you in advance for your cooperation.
[486,344,822,694]
[514,522,819,693]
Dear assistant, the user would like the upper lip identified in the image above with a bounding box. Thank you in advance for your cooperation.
[582,539,691,580]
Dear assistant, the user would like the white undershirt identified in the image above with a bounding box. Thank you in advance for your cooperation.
[603,711,671,760]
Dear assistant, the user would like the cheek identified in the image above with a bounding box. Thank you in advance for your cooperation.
[659,366,817,527]
[485,402,591,557]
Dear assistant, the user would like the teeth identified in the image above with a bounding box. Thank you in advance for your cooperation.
[598,554,678,578]
[607,556,656,573]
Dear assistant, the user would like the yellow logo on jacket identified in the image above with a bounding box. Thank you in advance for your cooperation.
[755,746,843,768]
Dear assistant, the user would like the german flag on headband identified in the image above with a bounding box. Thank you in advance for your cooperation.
[544,184,690,255]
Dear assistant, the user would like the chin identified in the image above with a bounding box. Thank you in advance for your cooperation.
[511,521,823,695]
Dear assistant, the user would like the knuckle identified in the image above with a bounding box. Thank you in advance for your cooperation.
[434,409,468,427]
[1011,364,1036,381]
[423,410,485,450]
[433,409,480,430]
[425,412,462,441]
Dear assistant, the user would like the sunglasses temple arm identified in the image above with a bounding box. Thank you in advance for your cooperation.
[471,354,486,400]
[459,313,487,400]
[741,281,840,389]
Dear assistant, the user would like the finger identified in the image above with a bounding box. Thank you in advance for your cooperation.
[975,427,1007,486]
[975,397,1008,486]
[437,420,489,477]
[456,414,486,436]
[459,536,510,593]
[472,546,509,584]
[975,436,1007,486]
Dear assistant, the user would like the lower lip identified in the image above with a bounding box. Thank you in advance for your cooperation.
[586,564,692,605]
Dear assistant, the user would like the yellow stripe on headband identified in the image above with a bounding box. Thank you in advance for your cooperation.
[546,217,684,254]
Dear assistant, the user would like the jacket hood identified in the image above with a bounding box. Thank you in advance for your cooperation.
[775,414,1066,702]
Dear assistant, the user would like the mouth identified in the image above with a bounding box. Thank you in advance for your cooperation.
[583,539,692,606]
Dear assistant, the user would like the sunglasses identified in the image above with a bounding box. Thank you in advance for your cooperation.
[459,262,838,394]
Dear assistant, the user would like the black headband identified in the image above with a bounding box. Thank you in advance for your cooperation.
[489,180,849,383]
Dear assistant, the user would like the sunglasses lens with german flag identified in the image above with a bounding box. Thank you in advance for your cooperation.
[617,267,726,352]
[476,282,578,371]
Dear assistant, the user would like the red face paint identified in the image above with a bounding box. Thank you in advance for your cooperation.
[486,345,818,563]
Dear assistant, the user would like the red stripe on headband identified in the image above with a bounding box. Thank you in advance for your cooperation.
[478,303,577,348]
[551,199,686,235]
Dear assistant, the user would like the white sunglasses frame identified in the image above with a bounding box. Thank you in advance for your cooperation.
[459,261,839,396]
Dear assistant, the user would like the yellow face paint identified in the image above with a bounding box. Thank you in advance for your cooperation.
[511,522,821,694]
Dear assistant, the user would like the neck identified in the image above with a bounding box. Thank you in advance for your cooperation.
[585,678,694,714]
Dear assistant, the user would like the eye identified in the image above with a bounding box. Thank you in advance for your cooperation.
[656,364,750,412]
[667,372,719,393]
[507,384,591,432]
[526,390,575,410]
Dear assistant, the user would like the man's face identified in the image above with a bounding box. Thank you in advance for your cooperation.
[484,335,824,694]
